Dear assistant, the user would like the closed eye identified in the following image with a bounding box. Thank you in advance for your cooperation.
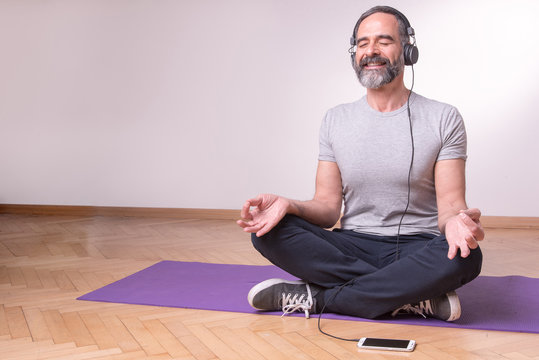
[355,34,395,49]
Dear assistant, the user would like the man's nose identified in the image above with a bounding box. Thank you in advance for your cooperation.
[365,43,380,57]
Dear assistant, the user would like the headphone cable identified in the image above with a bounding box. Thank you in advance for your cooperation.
[317,64,416,342]
[394,64,415,261]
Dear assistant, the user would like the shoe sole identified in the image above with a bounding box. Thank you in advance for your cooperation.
[446,290,461,322]
[247,278,306,310]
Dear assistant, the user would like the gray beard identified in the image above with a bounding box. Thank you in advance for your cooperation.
[354,55,403,89]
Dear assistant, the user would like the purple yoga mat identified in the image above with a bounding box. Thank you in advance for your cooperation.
[77,261,539,333]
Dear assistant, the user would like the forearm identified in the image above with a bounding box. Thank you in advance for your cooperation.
[287,198,341,229]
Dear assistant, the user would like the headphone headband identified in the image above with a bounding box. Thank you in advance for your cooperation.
[349,6,418,66]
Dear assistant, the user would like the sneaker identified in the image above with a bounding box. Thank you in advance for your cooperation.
[391,291,461,322]
[247,278,318,318]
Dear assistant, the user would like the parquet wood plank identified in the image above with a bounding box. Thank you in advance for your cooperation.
[500,353,534,360]
[80,271,107,290]
[23,308,53,342]
[22,344,114,360]
[283,332,341,360]
[6,290,82,310]
[65,270,93,292]
[0,265,10,284]
[305,333,372,360]
[185,323,241,360]
[180,311,251,327]
[78,243,107,259]
[0,304,11,337]
[489,336,539,356]
[520,344,539,358]
[45,347,123,360]
[62,312,96,347]
[45,242,66,257]
[256,329,316,360]
[0,340,66,360]
[205,313,264,331]
[5,306,32,339]
[247,315,296,332]
[120,316,167,356]
[231,327,289,360]
[100,314,142,352]
[417,343,461,359]
[41,309,73,344]
[142,319,193,358]
[7,266,26,287]
[0,240,15,257]
[69,243,90,258]
[50,270,77,291]
[472,349,510,359]
[79,312,118,350]
[21,266,43,289]
[160,316,193,338]
[2,243,23,257]
[177,334,218,360]
[210,325,267,360]
[87,350,155,360]
[116,307,182,322]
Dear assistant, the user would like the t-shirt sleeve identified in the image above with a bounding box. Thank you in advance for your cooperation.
[318,111,336,162]
[437,107,467,161]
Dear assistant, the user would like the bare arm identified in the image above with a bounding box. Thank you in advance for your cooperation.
[435,159,468,232]
[288,160,343,227]
[237,161,343,237]
[435,159,485,259]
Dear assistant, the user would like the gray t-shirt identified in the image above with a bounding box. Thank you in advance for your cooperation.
[319,92,467,236]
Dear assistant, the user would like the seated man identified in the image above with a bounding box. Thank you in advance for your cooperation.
[237,6,484,322]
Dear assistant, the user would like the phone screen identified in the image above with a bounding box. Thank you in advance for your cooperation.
[361,338,411,348]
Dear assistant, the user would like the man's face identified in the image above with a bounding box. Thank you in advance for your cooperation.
[352,12,405,89]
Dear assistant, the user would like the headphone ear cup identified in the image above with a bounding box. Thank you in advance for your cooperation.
[404,43,419,65]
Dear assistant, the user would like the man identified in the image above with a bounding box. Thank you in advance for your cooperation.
[237,6,484,321]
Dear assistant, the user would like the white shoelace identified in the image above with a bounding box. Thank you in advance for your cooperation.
[391,299,432,318]
[281,283,313,319]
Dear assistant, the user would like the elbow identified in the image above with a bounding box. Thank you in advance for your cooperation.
[311,196,342,228]
[323,209,342,229]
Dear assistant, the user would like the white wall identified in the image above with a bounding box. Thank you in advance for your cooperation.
[1,0,538,216]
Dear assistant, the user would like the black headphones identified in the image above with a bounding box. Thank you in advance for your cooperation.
[349,6,419,66]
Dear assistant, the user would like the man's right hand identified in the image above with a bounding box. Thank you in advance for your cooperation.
[237,194,290,237]
[237,161,343,237]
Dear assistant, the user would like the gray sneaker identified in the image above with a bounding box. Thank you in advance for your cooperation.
[391,291,461,322]
[247,278,318,318]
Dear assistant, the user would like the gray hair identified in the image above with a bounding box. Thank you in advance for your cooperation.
[352,6,411,48]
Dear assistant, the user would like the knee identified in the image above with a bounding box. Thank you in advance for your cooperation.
[455,243,482,276]
[428,236,483,284]
[465,245,483,279]
[251,215,290,255]
[445,245,483,286]
[250,232,266,254]
[250,214,298,253]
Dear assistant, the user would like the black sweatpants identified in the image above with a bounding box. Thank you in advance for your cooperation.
[251,214,482,319]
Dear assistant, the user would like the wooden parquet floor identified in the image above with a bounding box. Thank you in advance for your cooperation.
[0,213,538,359]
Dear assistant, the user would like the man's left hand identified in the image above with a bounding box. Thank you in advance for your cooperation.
[444,208,485,260]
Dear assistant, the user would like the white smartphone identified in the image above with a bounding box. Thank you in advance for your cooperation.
[357,337,416,352]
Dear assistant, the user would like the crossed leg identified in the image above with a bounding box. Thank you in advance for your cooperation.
[251,215,482,319]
